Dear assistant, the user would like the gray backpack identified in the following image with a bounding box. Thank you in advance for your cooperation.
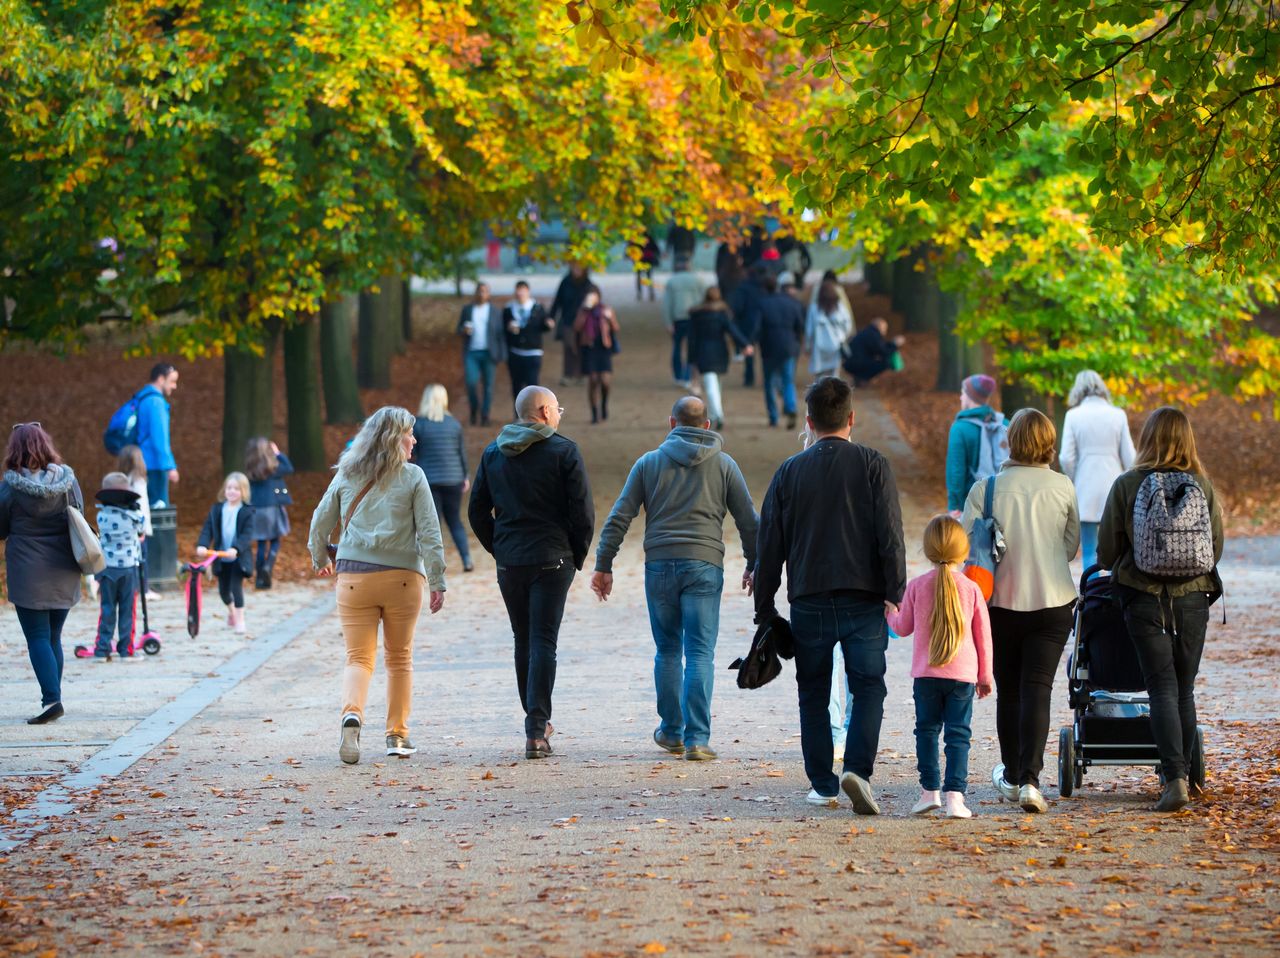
[1131,471,1214,579]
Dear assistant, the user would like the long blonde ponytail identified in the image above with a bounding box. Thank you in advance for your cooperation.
[922,515,970,668]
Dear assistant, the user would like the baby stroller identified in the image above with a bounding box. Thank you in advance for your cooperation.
[1057,564,1205,796]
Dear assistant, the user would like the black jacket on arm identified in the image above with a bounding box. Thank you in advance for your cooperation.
[468,423,594,569]
[753,437,906,621]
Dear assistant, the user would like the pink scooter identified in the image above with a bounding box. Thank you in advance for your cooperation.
[74,564,162,658]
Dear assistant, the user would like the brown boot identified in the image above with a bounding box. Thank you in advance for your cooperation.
[525,738,552,760]
[1155,777,1190,812]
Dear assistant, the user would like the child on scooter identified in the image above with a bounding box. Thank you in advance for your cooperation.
[196,472,255,635]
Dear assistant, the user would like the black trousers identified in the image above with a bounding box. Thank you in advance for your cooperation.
[496,558,575,738]
[1117,586,1210,782]
[217,566,247,609]
[989,604,1073,787]
[509,353,543,400]
[430,483,471,565]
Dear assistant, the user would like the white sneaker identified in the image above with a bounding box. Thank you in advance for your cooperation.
[911,789,942,815]
[992,763,1019,802]
[1019,784,1048,814]
[806,789,839,807]
[944,791,973,819]
[339,713,361,765]
[840,771,880,815]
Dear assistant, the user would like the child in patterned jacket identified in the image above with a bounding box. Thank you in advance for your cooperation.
[93,472,145,659]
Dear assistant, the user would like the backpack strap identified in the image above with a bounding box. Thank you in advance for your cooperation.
[983,475,996,520]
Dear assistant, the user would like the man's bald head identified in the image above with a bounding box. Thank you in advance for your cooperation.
[516,385,558,422]
[671,396,709,428]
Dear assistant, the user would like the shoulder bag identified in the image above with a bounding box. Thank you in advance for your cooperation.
[325,478,377,561]
[66,492,106,574]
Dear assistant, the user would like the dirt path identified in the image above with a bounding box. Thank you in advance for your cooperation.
[1,282,1276,956]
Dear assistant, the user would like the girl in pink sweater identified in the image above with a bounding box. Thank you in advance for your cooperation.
[888,515,993,819]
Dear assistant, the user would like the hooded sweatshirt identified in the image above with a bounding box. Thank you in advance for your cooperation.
[945,404,1006,511]
[0,464,84,609]
[594,427,758,573]
[468,421,595,569]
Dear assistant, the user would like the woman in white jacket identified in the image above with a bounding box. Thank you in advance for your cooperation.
[804,280,853,378]
[1059,371,1135,570]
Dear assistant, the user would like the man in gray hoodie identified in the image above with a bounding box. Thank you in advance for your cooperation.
[591,397,758,761]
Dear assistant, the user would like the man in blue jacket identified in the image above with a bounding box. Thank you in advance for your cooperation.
[945,374,1006,516]
[137,363,180,506]
[591,396,758,761]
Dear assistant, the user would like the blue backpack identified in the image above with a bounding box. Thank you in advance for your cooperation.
[103,389,151,455]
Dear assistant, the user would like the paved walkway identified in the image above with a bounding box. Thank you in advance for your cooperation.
[1,284,1276,956]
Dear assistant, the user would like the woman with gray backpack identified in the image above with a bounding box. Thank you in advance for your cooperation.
[1098,406,1223,813]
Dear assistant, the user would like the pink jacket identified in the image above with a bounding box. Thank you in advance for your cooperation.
[887,568,993,685]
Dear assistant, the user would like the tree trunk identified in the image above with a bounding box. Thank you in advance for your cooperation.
[357,285,395,390]
[1001,379,1049,418]
[864,258,892,297]
[320,295,364,424]
[283,314,326,471]
[384,275,406,356]
[401,278,413,344]
[891,253,914,314]
[935,290,984,392]
[898,247,940,333]
[222,322,279,474]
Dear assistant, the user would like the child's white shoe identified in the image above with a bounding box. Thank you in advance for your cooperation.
[911,789,942,815]
[944,791,972,819]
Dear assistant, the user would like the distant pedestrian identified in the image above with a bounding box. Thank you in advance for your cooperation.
[843,317,903,386]
[808,269,852,317]
[0,424,85,724]
[456,282,507,427]
[573,286,620,425]
[468,386,594,760]
[503,281,555,400]
[244,437,293,590]
[962,409,1079,814]
[309,406,447,764]
[667,224,696,264]
[728,266,767,387]
[411,384,473,572]
[946,374,1008,517]
[136,363,180,506]
[887,515,993,820]
[805,280,854,379]
[1059,371,1136,570]
[196,473,256,636]
[1099,407,1223,813]
[592,397,759,761]
[688,288,752,431]
[755,377,907,812]
[550,264,592,386]
[714,243,745,303]
[633,233,660,301]
[91,472,145,659]
[116,444,153,596]
[662,257,707,387]
[755,274,806,429]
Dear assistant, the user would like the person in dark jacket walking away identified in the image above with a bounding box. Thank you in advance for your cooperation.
[688,288,753,430]
[0,424,85,724]
[457,283,507,427]
[503,281,555,400]
[844,317,904,386]
[196,472,256,636]
[1098,407,1223,813]
[728,266,767,388]
[592,397,759,761]
[946,374,1007,516]
[662,257,707,388]
[92,472,145,659]
[245,437,293,589]
[754,377,907,812]
[469,386,594,760]
[755,275,806,430]
[549,264,592,386]
[411,384,473,572]
[136,363,180,506]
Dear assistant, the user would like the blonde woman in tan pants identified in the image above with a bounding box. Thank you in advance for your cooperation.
[308,406,447,764]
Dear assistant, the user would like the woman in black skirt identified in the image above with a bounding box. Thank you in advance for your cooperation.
[245,437,293,589]
[573,285,620,424]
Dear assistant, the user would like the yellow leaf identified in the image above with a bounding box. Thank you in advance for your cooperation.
[641,944,667,954]
[965,96,979,119]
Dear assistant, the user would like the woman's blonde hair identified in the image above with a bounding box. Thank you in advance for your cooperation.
[337,406,415,485]
[1067,369,1111,407]
[1007,408,1057,465]
[244,436,279,482]
[1134,406,1204,476]
[418,384,449,422]
[219,471,251,503]
[922,515,969,669]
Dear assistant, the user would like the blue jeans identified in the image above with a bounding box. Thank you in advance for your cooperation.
[1080,521,1100,571]
[671,319,691,383]
[15,606,69,707]
[644,560,724,748]
[913,677,975,792]
[762,357,797,425]
[95,566,138,655]
[431,483,471,566]
[789,596,888,795]
[146,468,170,507]
[464,350,496,420]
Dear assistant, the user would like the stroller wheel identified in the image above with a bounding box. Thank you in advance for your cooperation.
[142,636,162,656]
[1057,727,1075,797]
[1190,727,1206,791]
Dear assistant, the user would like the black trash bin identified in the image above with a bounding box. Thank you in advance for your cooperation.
[146,506,179,589]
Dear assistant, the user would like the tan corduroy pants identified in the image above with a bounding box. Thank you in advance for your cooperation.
[336,570,424,738]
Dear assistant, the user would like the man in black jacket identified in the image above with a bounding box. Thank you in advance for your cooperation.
[503,281,555,401]
[468,385,594,760]
[754,377,906,813]
[755,274,806,430]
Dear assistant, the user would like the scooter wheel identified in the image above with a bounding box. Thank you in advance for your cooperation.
[143,637,162,655]
[73,644,94,659]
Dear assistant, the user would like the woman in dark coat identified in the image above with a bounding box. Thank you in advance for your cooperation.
[573,286,620,425]
[688,287,752,431]
[549,264,592,386]
[245,437,294,589]
[411,384,473,572]
[0,424,84,724]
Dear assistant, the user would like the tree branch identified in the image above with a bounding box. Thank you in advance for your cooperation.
[1066,0,1199,90]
